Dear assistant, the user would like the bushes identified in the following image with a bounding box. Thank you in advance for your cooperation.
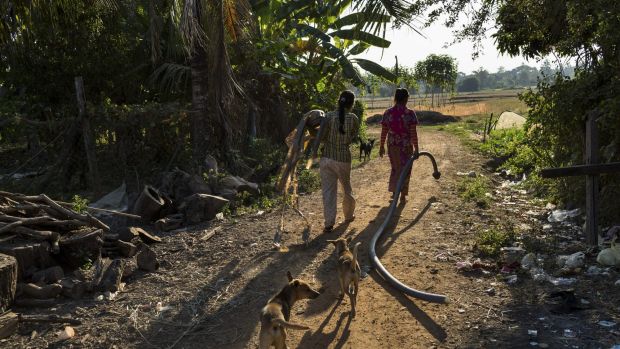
[475,226,516,257]
[458,176,492,208]
[352,99,368,141]
[298,168,321,194]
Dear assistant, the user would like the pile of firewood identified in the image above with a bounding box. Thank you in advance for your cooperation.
[0,191,161,339]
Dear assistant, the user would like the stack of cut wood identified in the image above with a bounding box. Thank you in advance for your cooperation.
[0,191,161,339]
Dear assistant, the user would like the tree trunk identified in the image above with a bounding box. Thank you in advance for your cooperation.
[189,45,210,171]
[0,254,17,313]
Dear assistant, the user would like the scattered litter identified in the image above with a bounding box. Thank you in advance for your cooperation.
[545,203,556,210]
[548,277,577,286]
[596,239,620,266]
[501,246,527,265]
[215,212,225,221]
[563,329,576,338]
[530,342,538,346]
[156,302,172,313]
[548,208,580,223]
[557,252,585,269]
[542,224,553,231]
[580,299,590,305]
[528,329,538,337]
[57,326,75,340]
[506,275,518,285]
[521,253,537,270]
[255,210,265,216]
[485,288,496,296]
[585,265,608,276]
[599,321,617,328]
[458,308,465,314]
[455,259,494,272]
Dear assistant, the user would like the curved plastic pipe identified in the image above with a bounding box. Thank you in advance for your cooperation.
[369,151,449,303]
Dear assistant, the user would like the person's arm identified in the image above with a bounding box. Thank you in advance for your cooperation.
[379,112,389,157]
[409,111,419,156]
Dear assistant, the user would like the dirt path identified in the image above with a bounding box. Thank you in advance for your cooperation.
[7,126,618,349]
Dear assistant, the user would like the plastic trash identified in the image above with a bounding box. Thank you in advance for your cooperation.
[556,252,585,269]
[599,321,617,328]
[506,275,518,285]
[548,208,580,222]
[521,253,537,270]
[528,330,538,337]
[548,277,577,286]
[563,329,576,338]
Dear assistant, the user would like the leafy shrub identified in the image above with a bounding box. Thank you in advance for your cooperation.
[475,227,516,258]
[352,100,368,141]
[71,195,89,213]
[298,168,321,193]
[458,176,492,208]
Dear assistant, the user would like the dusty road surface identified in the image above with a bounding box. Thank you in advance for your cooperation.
[6,126,618,349]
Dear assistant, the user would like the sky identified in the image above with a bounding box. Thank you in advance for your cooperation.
[357,21,541,75]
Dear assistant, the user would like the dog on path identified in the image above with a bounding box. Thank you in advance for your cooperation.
[359,138,376,161]
[258,271,321,348]
[327,237,361,314]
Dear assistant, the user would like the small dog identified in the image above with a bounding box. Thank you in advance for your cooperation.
[327,237,361,313]
[258,271,321,349]
[359,138,376,161]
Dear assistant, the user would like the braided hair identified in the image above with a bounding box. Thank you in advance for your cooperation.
[337,90,355,134]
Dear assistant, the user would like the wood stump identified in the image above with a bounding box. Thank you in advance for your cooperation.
[133,186,165,222]
[0,254,17,313]
[0,311,18,339]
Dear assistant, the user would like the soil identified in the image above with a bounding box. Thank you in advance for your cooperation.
[2,126,618,349]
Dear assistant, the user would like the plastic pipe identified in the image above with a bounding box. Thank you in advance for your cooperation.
[368,151,449,303]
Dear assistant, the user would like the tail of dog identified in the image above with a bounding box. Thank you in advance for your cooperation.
[271,318,310,331]
[351,242,361,272]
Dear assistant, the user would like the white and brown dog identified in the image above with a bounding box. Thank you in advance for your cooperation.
[258,271,320,348]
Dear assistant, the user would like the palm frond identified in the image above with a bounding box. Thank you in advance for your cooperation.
[351,58,397,81]
[149,62,191,92]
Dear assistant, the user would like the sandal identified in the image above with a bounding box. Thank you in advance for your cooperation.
[344,215,356,223]
[323,226,333,233]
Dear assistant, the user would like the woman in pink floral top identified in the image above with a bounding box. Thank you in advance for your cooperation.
[379,88,419,205]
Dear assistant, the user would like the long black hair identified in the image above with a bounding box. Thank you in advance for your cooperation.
[394,88,409,105]
[337,90,355,134]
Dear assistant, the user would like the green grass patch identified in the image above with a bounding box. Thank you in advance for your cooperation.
[298,168,321,193]
[474,226,517,258]
[458,176,492,208]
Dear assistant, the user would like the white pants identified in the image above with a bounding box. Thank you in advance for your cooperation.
[320,157,356,228]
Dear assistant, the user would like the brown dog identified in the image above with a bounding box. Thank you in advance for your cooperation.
[327,237,361,313]
[258,271,321,349]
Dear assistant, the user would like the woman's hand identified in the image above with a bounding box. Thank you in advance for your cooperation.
[379,146,385,158]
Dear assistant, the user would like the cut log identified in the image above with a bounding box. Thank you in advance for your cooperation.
[59,278,86,299]
[0,221,23,234]
[136,245,158,272]
[18,313,81,326]
[13,298,55,308]
[121,258,138,281]
[134,227,162,244]
[57,229,103,269]
[154,214,184,232]
[0,242,55,280]
[178,194,229,224]
[114,226,139,242]
[17,283,62,299]
[0,254,17,313]
[97,259,124,292]
[133,185,165,222]
[0,311,18,339]
[31,266,64,284]
[115,240,137,257]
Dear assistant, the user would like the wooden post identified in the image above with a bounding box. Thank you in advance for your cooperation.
[75,77,101,195]
[585,112,600,246]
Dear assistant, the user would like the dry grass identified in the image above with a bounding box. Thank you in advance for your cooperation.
[362,89,528,118]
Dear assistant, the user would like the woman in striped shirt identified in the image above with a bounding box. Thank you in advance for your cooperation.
[319,90,359,233]
[379,88,419,205]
